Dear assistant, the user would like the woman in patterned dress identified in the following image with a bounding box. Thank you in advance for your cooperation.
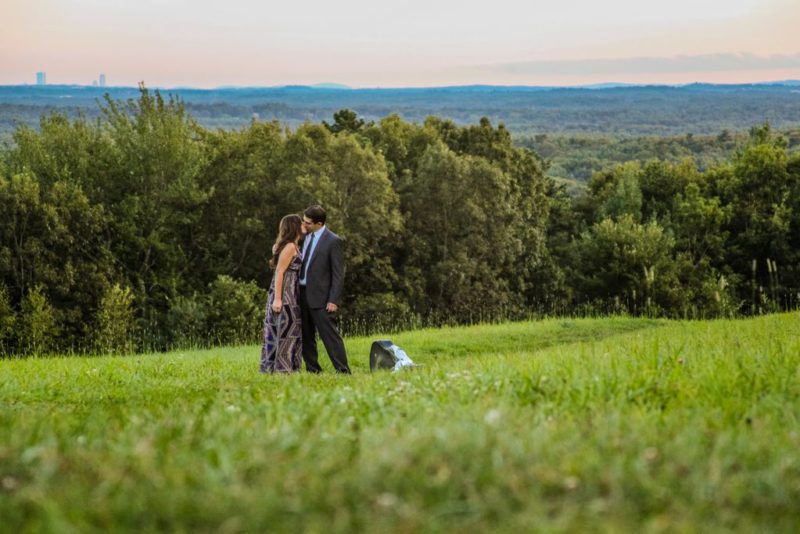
[260,214,304,373]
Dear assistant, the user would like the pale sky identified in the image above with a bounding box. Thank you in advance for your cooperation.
[1,0,799,87]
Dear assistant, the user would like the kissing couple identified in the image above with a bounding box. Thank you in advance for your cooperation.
[259,205,351,374]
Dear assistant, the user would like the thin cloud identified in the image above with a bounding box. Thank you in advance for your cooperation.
[481,53,800,76]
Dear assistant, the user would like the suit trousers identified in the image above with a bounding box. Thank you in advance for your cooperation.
[299,286,350,373]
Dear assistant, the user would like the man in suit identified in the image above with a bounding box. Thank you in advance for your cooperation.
[299,205,351,373]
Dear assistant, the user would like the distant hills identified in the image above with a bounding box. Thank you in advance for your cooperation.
[310,83,351,90]
[1,81,800,136]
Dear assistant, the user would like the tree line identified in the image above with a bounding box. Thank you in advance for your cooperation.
[0,87,798,356]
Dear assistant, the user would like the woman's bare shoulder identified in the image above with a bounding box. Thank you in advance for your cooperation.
[277,243,296,259]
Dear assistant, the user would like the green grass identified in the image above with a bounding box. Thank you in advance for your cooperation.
[1,314,799,532]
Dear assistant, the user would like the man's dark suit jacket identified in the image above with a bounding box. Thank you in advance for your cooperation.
[303,228,344,308]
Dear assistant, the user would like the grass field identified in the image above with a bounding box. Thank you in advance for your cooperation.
[1,314,799,532]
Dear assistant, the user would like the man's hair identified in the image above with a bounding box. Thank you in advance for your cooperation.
[304,205,327,225]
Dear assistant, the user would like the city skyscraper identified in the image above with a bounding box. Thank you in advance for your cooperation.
[99,73,106,87]
[36,72,46,85]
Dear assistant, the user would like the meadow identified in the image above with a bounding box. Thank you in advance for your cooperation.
[1,314,799,532]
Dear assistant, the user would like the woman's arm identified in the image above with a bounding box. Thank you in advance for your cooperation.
[272,245,297,314]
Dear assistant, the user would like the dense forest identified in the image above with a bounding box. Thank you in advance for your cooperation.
[2,83,800,137]
[1,87,799,356]
[520,130,800,185]
[3,83,799,185]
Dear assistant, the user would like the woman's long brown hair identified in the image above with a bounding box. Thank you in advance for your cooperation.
[270,214,303,269]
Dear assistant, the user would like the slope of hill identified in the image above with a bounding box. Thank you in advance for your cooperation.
[2,313,798,531]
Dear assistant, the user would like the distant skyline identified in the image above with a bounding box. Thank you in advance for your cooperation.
[2,0,799,88]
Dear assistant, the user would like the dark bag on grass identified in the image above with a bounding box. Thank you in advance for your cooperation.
[369,340,419,372]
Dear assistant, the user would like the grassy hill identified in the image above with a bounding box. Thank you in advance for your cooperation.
[1,314,799,531]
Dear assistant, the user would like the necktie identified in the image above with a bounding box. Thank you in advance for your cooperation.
[301,232,315,280]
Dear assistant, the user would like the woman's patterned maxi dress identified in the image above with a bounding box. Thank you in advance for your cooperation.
[260,251,302,373]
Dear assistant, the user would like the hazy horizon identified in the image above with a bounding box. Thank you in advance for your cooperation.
[3,75,800,91]
[2,0,799,88]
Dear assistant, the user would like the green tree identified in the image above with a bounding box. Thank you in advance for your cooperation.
[582,162,643,223]
[402,141,522,321]
[95,284,135,355]
[100,85,210,337]
[423,116,553,313]
[672,182,729,265]
[206,275,265,346]
[363,114,438,192]
[9,112,114,194]
[638,159,695,222]
[0,283,15,356]
[0,172,113,349]
[284,124,403,307]
[323,109,369,134]
[19,285,58,356]
[575,215,680,314]
[167,293,209,349]
[709,126,798,308]
[195,121,288,289]
[600,162,643,222]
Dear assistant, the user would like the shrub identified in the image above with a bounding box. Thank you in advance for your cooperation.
[167,293,209,349]
[206,275,265,346]
[18,285,58,356]
[575,215,681,314]
[94,284,135,355]
[0,283,16,356]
